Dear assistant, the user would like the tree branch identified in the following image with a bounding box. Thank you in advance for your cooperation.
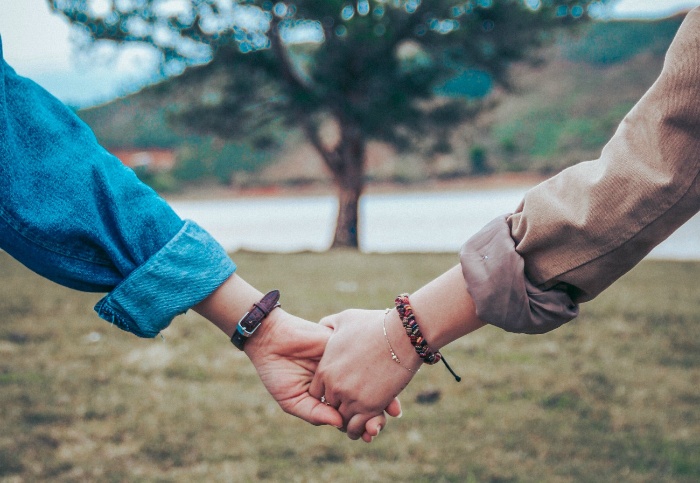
[268,17,314,93]
[301,116,342,173]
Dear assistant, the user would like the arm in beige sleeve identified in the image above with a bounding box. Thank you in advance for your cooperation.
[461,8,700,334]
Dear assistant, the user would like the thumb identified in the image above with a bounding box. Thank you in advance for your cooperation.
[282,316,333,358]
[315,405,344,429]
[291,395,344,428]
[318,314,337,330]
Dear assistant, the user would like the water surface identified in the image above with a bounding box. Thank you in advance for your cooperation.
[169,188,699,259]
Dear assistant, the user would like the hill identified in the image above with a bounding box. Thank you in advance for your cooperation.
[77,15,685,191]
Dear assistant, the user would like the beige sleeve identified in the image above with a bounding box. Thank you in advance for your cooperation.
[461,8,700,333]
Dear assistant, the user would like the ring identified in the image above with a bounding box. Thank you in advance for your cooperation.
[320,395,331,406]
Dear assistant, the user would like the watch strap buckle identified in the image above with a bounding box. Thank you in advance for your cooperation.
[230,290,281,350]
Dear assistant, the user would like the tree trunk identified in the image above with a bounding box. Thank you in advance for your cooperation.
[330,122,366,249]
[332,177,362,248]
[303,115,366,249]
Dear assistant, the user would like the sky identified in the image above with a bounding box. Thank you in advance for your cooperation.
[1,0,699,107]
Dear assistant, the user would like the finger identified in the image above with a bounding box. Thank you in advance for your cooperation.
[385,397,402,418]
[361,413,387,443]
[308,371,325,400]
[345,413,372,441]
[288,394,344,428]
[314,323,334,336]
[306,380,345,429]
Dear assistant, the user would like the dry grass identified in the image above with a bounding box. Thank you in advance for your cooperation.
[1,251,698,482]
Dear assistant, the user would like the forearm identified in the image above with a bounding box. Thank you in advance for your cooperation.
[408,265,485,350]
[193,273,263,338]
[370,264,486,376]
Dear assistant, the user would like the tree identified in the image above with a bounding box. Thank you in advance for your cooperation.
[51,0,599,248]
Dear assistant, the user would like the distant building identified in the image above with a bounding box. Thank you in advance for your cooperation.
[110,148,176,172]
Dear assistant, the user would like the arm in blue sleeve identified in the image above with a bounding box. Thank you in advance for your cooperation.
[0,39,235,338]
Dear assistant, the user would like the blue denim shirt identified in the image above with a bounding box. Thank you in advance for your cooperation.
[0,37,236,338]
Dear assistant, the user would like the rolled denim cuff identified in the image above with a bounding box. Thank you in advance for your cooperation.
[94,220,236,338]
[459,215,579,334]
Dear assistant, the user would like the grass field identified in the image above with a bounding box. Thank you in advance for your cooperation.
[1,251,698,482]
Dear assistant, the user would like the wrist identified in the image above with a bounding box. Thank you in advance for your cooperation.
[394,292,463,381]
[242,307,285,358]
[229,290,281,351]
[385,308,423,372]
[407,265,485,350]
[195,278,284,360]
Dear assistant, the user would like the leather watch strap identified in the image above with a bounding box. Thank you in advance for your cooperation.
[231,290,281,350]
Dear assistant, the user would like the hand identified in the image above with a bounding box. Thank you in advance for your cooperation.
[245,310,399,441]
[243,310,345,428]
[193,273,403,438]
[310,309,420,440]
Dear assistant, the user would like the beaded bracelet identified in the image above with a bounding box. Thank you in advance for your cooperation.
[395,293,441,364]
[395,293,461,382]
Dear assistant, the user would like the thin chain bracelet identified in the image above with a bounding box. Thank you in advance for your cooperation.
[382,308,420,374]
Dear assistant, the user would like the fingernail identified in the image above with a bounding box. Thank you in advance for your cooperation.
[376,425,382,435]
[397,410,403,419]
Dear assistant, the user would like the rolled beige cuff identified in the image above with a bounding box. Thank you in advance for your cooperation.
[460,215,579,334]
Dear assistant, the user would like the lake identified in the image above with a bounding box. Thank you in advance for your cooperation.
[169,187,700,259]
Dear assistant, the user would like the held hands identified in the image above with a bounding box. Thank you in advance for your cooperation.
[196,273,405,441]
[310,308,421,441]
[244,310,401,440]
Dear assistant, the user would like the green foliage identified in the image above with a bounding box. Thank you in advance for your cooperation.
[132,166,181,193]
[469,144,491,174]
[174,139,273,185]
[564,16,683,65]
[494,100,636,172]
[437,68,493,99]
[76,11,681,186]
[78,98,184,149]
[55,0,596,149]
[78,86,278,190]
